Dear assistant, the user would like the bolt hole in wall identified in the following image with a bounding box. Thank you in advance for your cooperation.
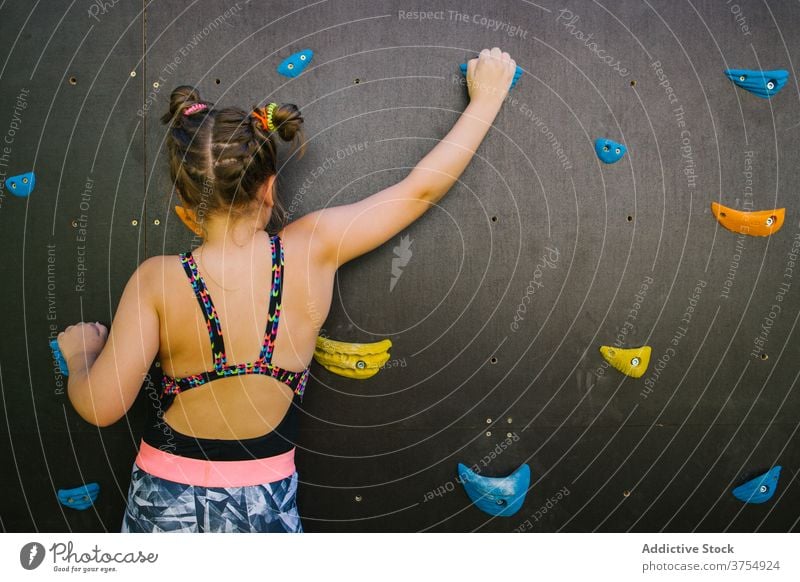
[491,215,498,222]
[215,78,221,84]
[490,356,498,364]
[761,353,769,360]
[68,76,77,85]
[627,215,633,222]
[630,79,636,87]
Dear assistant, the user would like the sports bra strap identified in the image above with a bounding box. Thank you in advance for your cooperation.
[179,252,227,371]
[258,234,283,365]
[179,234,284,372]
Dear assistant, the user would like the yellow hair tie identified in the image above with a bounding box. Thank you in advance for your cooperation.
[252,102,278,132]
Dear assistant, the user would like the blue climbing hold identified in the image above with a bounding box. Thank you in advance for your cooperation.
[5,171,35,197]
[459,63,523,91]
[277,49,313,78]
[458,463,530,517]
[724,69,789,99]
[595,138,626,164]
[732,466,781,504]
[57,483,99,510]
[49,339,69,376]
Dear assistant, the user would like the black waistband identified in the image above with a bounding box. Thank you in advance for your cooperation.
[141,400,299,461]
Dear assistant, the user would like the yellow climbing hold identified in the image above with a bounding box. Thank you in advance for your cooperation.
[599,345,651,378]
[313,337,392,379]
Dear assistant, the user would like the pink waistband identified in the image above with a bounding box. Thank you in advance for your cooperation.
[135,440,296,487]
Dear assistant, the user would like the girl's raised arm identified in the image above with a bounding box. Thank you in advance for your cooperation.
[302,48,516,269]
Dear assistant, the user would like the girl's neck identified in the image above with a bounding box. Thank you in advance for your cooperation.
[201,204,271,250]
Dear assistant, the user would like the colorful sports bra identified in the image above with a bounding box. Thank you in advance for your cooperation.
[160,233,310,403]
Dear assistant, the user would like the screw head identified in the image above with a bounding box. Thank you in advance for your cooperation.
[767,80,775,90]
[739,75,746,82]
[356,360,366,369]
[631,357,641,367]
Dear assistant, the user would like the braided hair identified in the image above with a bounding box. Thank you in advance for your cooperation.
[161,85,305,234]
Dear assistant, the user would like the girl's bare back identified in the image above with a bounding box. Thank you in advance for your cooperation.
[157,226,335,439]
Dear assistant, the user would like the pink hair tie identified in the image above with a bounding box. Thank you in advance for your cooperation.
[183,103,208,116]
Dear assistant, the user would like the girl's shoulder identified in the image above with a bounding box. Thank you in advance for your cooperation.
[132,254,185,289]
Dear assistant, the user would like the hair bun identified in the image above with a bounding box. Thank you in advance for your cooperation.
[270,103,304,144]
[161,85,205,125]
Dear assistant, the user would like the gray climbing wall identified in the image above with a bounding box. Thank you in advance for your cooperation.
[1,0,799,532]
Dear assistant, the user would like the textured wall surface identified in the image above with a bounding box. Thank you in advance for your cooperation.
[1,0,798,532]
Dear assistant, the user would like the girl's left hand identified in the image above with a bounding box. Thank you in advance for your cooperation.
[58,322,109,365]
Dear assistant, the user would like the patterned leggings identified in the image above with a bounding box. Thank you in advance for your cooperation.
[121,463,303,533]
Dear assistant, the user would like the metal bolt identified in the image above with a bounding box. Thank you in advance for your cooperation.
[153,219,160,226]
[71,219,78,228]
[507,418,512,424]
[153,81,159,88]
[131,219,139,226]
[485,431,492,437]
[486,418,492,424]
[354,495,362,502]
[130,71,136,77]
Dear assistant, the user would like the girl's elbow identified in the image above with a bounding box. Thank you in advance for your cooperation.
[68,389,120,428]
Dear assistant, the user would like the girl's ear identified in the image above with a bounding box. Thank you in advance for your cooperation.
[259,174,277,206]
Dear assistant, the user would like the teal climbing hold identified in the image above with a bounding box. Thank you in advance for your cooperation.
[595,138,626,164]
[5,171,35,197]
[277,50,313,78]
[50,339,69,376]
[732,466,781,504]
[724,69,789,99]
[57,483,99,510]
[459,63,523,90]
[458,463,530,517]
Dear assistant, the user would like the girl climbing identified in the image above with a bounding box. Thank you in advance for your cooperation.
[56,47,517,533]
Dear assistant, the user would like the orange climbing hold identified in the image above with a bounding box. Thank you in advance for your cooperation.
[175,205,204,236]
[711,202,784,237]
